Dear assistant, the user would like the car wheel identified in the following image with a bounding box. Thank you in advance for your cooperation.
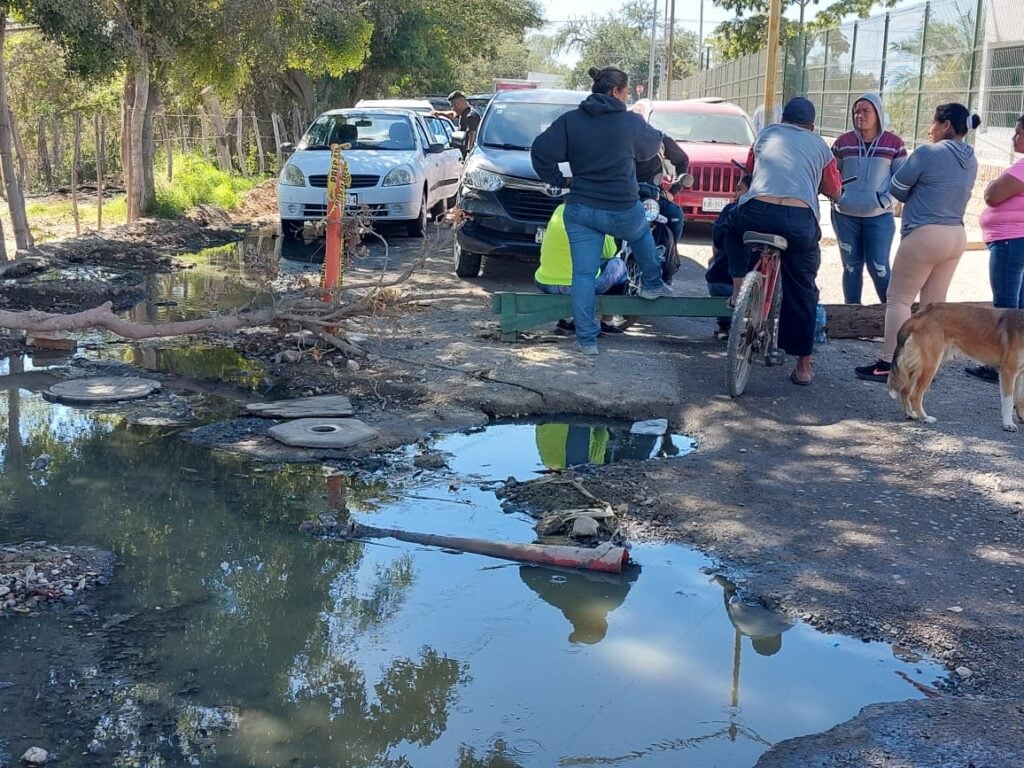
[406,191,428,238]
[281,220,305,241]
[453,238,482,278]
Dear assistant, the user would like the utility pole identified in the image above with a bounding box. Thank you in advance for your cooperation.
[648,0,658,98]
[764,0,784,121]
[699,0,704,56]
[667,0,676,99]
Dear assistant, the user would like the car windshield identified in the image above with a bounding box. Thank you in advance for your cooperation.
[298,114,416,151]
[649,110,755,145]
[478,101,579,150]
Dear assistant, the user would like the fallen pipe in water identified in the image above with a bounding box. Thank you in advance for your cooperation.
[344,521,630,574]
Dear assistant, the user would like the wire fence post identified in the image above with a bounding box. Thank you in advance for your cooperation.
[846,22,860,128]
[879,13,891,95]
[914,2,932,144]
[966,0,984,114]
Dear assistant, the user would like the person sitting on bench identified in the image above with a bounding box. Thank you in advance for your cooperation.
[534,203,626,335]
[706,174,752,338]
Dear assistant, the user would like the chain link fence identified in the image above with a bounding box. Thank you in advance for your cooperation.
[678,0,1024,169]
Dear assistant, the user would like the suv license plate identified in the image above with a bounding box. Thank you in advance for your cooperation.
[345,193,357,206]
[702,197,730,213]
[535,227,546,244]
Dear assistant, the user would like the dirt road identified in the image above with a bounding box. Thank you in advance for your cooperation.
[299,220,1023,766]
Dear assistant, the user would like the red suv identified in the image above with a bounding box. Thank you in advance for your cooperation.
[631,98,755,222]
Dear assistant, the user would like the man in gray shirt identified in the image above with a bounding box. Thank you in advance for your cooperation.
[723,97,841,385]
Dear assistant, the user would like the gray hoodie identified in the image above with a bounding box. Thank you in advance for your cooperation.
[832,94,908,218]
[890,139,978,236]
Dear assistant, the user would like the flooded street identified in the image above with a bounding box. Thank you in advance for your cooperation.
[0,342,945,766]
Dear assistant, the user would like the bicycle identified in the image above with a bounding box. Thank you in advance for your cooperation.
[725,231,787,397]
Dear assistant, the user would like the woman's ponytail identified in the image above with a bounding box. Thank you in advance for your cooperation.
[970,113,982,130]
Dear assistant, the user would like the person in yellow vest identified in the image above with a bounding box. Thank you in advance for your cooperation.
[534,203,626,335]
[535,423,609,470]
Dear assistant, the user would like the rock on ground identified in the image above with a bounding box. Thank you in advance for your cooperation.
[755,697,1024,768]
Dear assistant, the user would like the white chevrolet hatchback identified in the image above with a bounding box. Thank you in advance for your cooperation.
[277,109,463,238]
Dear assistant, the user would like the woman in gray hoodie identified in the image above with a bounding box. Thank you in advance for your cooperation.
[831,94,908,304]
[855,103,980,383]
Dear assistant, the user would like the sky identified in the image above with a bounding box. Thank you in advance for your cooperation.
[542,0,924,65]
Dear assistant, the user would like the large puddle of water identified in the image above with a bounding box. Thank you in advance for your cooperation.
[0,361,945,767]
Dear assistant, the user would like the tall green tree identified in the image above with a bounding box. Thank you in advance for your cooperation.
[456,32,569,94]
[709,0,898,61]
[554,0,698,93]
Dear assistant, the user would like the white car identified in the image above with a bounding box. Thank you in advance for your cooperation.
[277,109,463,238]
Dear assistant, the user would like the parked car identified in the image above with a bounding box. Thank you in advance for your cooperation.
[631,99,755,222]
[452,89,587,277]
[277,108,463,239]
[354,98,434,113]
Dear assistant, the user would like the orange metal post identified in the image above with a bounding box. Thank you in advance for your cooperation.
[322,143,347,302]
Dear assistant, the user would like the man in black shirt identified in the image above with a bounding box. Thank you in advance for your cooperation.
[444,90,481,157]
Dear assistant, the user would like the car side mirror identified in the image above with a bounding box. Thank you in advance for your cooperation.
[450,131,467,149]
[280,142,296,156]
[426,143,446,154]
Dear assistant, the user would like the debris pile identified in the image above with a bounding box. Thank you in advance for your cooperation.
[233,179,278,222]
[0,542,113,616]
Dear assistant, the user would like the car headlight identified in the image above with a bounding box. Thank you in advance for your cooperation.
[382,166,414,187]
[463,168,505,192]
[643,198,660,221]
[279,164,305,186]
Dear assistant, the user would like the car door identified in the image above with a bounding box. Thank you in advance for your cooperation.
[413,116,443,207]
[425,116,462,197]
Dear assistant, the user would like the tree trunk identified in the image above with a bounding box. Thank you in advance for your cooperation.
[37,117,53,190]
[271,112,283,170]
[292,107,303,145]
[122,52,150,221]
[141,79,159,212]
[161,114,173,182]
[0,15,33,254]
[95,113,104,230]
[197,105,211,161]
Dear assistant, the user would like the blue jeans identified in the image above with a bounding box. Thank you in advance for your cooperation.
[535,257,628,296]
[660,198,684,242]
[988,237,1024,309]
[831,211,895,304]
[564,202,666,346]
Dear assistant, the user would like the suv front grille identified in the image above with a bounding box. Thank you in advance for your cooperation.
[691,164,742,194]
[496,188,562,223]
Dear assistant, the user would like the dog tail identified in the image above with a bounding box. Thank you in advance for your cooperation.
[888,320,917,399]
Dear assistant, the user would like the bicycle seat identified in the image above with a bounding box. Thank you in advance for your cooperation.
[743,231,788,251]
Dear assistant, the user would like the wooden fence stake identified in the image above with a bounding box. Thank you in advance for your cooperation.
[178,113,187,156]
[71,112,81,235]
[235,109,248,177]
[37,117,52,190]
[10,111,26,189]
[271,112,283,171]
[197,105,211,162]
[95,113,103,230]
[161,114,173,182]
[292,107,303,146]
[251,112,266,175]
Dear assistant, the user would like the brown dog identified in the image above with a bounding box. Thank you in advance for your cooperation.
[887,304,1024,431]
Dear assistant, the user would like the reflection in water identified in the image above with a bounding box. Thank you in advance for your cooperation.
[715,576,794,657]
[0,392,945,767]
[533,421,694,470]
[108,344,271,390]
[519,566,638,644]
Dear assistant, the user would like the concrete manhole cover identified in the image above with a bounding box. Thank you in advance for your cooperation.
[268,418,379,449]
[247,395,355,419]
[46,377,161,404]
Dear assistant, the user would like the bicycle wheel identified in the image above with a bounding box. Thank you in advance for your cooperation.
[726,270,764,398]
[763,277,784,366]
[618,250,641,330]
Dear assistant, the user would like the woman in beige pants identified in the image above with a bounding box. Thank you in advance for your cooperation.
[855,103,981,382]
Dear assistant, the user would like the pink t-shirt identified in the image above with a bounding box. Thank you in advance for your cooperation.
[980,158,1024,242]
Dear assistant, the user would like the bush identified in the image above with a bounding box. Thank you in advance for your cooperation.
[151,154,260,218]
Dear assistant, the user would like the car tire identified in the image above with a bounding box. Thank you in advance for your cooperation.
[453,238,482,278]
[281,220,305,241]
[406,191,428,238]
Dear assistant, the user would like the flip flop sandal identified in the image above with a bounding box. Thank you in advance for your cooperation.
[790,371,812,386]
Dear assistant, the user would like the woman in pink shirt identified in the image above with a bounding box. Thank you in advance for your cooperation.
[971,117,1024,380]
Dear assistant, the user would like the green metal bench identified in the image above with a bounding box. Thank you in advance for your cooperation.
[490,292,732,342]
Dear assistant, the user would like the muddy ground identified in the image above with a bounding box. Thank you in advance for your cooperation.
[3,212,1023,766]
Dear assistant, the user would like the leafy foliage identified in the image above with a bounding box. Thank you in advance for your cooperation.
[708,0,899,61]
[152,154,258,218]
[554,0,698,92]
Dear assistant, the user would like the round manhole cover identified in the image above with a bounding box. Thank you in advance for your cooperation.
[46,377,161,404]
[268,418,379,449]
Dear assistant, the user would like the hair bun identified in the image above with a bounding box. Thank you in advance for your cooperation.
[587,67,602,81]
[970,114,982,130]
